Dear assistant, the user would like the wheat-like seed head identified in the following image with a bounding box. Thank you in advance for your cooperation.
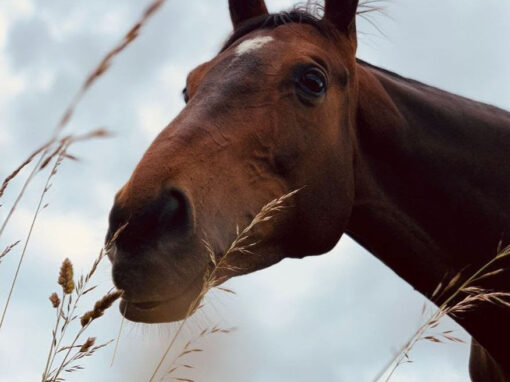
[58,258,75,295]
[79,337,96,353]
[80,290,123,327]
[49,293,60,309]
[378,244,510,382]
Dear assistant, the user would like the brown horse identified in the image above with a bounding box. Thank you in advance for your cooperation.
[106,1,510,380]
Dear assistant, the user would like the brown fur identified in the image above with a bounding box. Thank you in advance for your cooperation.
[107,2,510,380]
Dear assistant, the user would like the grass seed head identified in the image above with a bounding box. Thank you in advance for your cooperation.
[80,290,123,327]
[80,337,96,353]
[49,292,60,308]
[58,258,75,294]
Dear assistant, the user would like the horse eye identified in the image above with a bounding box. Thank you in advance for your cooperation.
[297,68,327,97]
[182,87,189,103]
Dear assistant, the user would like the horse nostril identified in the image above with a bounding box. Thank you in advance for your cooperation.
[107,187,192,253]
[158,189,190,233]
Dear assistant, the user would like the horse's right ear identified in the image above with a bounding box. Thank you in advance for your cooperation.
[229,0,268,29]
[324,0,359,36]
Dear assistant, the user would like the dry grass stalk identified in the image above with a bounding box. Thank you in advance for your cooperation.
[0,128,107,248]
[149,189,301,382]
[0,0,165,337]
[47,289,121,382]
[0,240,20,264]
[42,257,76,381]
[0,129,109,334]
[110,304,127,367]
[447,290,510,316]
[80,290,124,327]
[0,0,169,378]
[165,326,235,382]
[48,337,114,380]
[43,285,120,382]
[0,144,51,241]
[375,244,510,382]
[41,226,126,382]
[0,142,71,332]
[0,0,166,212]
[55,0,167,136]
[0,144,49,200]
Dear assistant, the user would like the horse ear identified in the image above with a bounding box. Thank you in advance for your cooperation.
[324,0,359,35]
[229,0,268,29]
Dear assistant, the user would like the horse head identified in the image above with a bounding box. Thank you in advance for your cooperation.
[107,0,361,323]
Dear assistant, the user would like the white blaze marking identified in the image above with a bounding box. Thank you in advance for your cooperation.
[235,36,274,56]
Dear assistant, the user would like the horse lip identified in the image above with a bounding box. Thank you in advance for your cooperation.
[120,294,200,323]
[119,276,204,323]
[128,300,166,311]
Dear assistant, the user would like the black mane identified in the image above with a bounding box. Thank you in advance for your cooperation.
[221,10,336,52]
[221,1,383,52]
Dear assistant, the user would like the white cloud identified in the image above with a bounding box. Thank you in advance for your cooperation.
[267,0,296,12]
[158,63,188,90]
[5,0,34,18]
[12,208,106,269]
[33,67,55,91]
[0,302,51,382]
[136,63,187,140]
[91,180,118,207]
[96,9,126,36]
[1,1,507,381]
[0,125,10,146]
[0,13,6,50]
[0,0,34,24]
[0,8,26,115]
[0,57,26,106]
[0,56,24,147]
[137,102,172,139]
[45,10,88,41]
[0,0,34,94]
[390,367,466,382]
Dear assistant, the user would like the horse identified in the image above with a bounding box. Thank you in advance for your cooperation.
[106,1,510,380]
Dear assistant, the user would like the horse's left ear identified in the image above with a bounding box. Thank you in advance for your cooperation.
[324,0,359,37]
[229,0,268,29]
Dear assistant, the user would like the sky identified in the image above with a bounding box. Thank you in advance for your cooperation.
[0,0,509,381]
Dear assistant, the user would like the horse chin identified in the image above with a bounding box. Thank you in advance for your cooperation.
[119,277,204,323]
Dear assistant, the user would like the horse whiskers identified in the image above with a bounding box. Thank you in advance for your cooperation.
[149,189,301,380]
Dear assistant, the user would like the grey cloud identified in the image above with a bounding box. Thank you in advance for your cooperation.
[1,1,508,381]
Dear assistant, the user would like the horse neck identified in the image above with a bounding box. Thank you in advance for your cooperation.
[347,61,510,298]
